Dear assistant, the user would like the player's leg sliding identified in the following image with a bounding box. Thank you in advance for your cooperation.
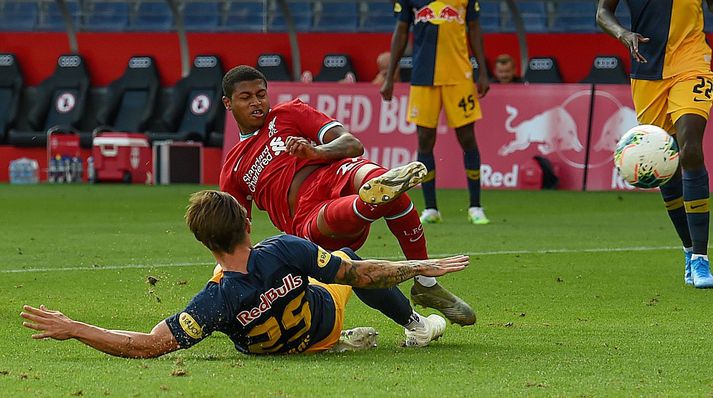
[417,152,442,224]
[660,174,694,285]
[360,165,476,326]
[320,165,476,326]
[352,288,444,347]
[683,168,713,288]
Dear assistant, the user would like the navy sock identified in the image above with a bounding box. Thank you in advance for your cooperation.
[417,152,437,210]
[660,174,692,248]
[683,168,710,255]
[464,149,481,208]
[353,287,414,326]
[339,247,414,326]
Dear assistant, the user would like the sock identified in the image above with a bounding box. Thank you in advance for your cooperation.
[660,174,692,248]
[384,196,428,260]
[322,196,372,236]
[340,248,416,327]
[353,287,415,326]
[402,312,425,330]
[683,168,709,255]
[417,152,438,210]
[464,149,481,208]
[684,246,693,253]
[415,276,437,287]
[692,254,709,261]
[322,191,429,261]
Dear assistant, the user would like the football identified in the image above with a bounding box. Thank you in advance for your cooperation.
[613,124,680,188]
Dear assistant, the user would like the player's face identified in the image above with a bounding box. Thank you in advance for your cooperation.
[223,79,270,133]
[494,62,515,83]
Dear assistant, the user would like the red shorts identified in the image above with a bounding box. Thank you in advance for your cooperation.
[291,157,376,249]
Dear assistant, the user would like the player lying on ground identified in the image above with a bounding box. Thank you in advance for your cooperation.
[21,190,469,358]
[220,65,475,325]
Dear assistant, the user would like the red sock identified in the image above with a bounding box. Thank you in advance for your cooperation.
[384,197,428,260]
[322,196,371,235]
[355,167,428,259]
[311,197,370,251]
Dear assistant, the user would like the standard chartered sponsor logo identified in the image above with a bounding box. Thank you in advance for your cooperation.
[243,146,273,192]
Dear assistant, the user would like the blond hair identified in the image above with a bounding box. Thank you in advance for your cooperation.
[185,190,248,254]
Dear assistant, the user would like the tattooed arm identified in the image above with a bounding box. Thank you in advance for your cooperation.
[333,255,469,289]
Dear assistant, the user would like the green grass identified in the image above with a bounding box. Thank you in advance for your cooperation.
[1,185,712,397]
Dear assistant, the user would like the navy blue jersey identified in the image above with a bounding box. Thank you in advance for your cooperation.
[165,235,353,355]
[625,0,711,80]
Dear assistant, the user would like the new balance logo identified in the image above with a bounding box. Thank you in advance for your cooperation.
[337,158,362,175]
[270,137,286,155]
[268,116,278,136]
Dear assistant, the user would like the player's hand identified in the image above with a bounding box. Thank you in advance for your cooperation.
[619,31,649,63]
[21,305,76,340]
[286,136,322,160]
[380,79,394,101]
[476,75,490,99]
[419,255,470,277]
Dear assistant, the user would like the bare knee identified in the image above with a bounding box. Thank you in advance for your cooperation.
[417,127,437,152]
[680,141,705,170]
[455,124,476,150]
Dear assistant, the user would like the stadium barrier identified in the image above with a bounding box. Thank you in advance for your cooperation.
[5,82,713,191]
[222,82,713,192]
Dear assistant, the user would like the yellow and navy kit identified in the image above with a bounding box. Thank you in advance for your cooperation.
[626,0,712,80]
[165,235,355,355]
[395,0,479,86]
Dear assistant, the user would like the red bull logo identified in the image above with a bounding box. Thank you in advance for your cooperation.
[414,1,463,25]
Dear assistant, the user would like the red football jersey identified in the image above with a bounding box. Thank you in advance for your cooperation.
[220,99,341,233]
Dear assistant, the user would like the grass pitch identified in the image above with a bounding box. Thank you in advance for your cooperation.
[1,185,712,397]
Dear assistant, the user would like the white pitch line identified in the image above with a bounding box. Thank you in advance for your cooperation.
[0,245,681,274]
[0,261,213,274]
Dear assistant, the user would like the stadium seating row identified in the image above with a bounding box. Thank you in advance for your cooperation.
[4,0,701,34]
[0,53,226,148]
[259,52,630,85]
[0,51,394,148]
[0,0,396,32]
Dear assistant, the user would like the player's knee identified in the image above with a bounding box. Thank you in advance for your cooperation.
[417,128,437,151]
[680,142,705,170]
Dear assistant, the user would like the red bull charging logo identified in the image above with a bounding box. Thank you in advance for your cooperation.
[414,1,463,25]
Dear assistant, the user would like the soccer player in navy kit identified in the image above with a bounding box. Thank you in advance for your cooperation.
[21,191,469,357]
[381,0,490,226]
[598,0,713,288]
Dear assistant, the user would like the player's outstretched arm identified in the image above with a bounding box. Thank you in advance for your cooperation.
[286,125,364,160]
[333,255,469,289]
[21,305,180,359]
[596,0,649,63]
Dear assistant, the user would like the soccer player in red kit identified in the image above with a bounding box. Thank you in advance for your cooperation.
[219,65,475,325]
